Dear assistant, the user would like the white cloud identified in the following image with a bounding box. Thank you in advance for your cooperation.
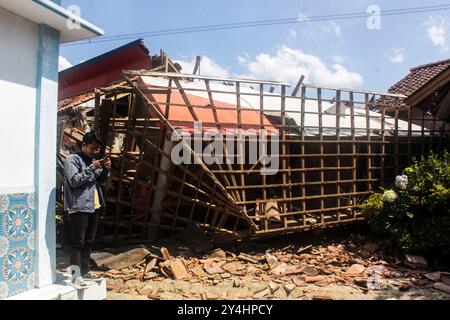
[175,56,231,78]
[175,46,362,89]
[59,56,73,71]
[426,16,449,52]
[240,46,363,88]
[388,47,405,64]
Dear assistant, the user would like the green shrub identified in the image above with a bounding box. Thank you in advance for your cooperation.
[361,151,450,254]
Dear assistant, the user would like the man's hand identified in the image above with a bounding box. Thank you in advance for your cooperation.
[103,158,112,170]
[92,160,103,169]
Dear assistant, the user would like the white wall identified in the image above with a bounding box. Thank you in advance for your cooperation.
[0,7,38,192]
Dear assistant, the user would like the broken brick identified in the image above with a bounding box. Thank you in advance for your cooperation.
[344,264,366,276]
[209,249,226,260]
[304,276,326,283]
[238,253,258,264]
[404,255,428,269]
[253,286,272,299]
[91,248,151,271]
[424,272,441,282]
[434,282,450,294]
[204,264,225,275]
[302,266,321,277]
[138,284,156,296]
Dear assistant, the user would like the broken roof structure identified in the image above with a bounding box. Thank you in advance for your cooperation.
[84,73,449,243]
[136,73,424,137]
[58,43,450,244]
[58,39,151,112]
[58,39,181,112]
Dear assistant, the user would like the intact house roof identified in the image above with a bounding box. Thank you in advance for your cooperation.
[388,58,450,105]
[387,58,450,122]
[389,58,450,96]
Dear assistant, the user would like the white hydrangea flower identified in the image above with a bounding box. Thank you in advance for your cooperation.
[382,190,398,203]
[395,175,409,190]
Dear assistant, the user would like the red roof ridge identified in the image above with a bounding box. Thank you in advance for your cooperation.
[59,39,151,101]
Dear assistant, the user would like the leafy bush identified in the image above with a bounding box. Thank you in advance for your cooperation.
[361,151,450,254]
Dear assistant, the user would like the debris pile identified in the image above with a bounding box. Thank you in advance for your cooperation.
[90,239,450,300]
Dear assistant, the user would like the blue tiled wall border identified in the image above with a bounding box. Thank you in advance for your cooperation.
[0,193,36,299]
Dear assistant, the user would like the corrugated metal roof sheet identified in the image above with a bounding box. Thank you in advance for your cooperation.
[138,76,426,136]
[138,76,277,133]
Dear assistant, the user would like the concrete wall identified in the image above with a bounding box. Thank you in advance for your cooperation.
[0,7,38,192]
[0,7,39,299]
[0,6,60,299]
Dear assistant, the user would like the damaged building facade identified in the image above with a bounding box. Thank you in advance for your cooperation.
[58,40,450,245]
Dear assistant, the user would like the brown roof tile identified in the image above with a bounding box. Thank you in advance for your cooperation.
[58,91,96,112]
[388,58,450,97]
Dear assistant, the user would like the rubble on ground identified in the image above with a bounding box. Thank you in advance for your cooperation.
[89,237,450,300]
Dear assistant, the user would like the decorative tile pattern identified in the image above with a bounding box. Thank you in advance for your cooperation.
[2,205,33,241]
[0,193,36,299]
[2,247,33,284]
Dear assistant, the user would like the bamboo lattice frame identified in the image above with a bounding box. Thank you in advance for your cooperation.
[90,71,450,243]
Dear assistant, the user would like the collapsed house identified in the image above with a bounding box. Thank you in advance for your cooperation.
[58,42,450,244]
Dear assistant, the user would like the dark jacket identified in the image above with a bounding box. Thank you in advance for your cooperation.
[64,152,110,213]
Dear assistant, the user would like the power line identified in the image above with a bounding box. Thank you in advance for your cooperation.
[64,4,450,46]
[77,3,450,41]
[63,4,450,47]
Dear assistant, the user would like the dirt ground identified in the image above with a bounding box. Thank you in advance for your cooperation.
[57,224,450,301]
[105,282,447,301]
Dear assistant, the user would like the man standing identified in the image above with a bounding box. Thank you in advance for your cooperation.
[64,132,111,284]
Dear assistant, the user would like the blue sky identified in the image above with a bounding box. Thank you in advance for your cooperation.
[60,0,450,91]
